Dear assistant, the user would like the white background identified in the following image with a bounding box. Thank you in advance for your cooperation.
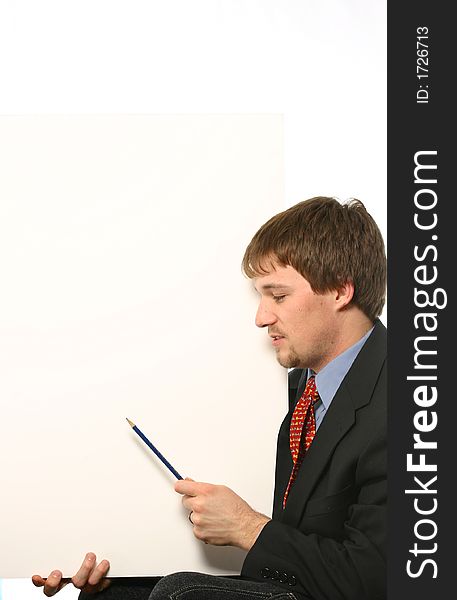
[0,113,285,577]
[0,1,386,598]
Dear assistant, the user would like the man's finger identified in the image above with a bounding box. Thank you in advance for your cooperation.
[31,575,46,587]
[43,571,67,597]
[181,495,195,511]
[87,559,110,587]
[71,552,97,589]
[174,479,202,496]
[82,577,112,595]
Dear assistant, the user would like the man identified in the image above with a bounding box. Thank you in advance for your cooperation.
[33,196,387,600]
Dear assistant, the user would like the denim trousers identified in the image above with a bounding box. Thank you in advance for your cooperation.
[79,573,298,600]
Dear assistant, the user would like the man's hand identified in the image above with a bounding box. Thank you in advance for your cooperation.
[175,478,270,551]
[32,552,111,597]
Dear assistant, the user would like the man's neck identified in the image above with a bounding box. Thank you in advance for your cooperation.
[312,310,374,373]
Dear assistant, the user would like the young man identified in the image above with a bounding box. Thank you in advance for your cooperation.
[33,197,387,600]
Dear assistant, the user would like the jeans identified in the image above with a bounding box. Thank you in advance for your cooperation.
[79,573,298,600]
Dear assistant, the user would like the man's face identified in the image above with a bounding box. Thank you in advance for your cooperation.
[254,264,339,372]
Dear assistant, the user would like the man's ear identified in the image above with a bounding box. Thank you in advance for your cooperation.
[334,281,354,310]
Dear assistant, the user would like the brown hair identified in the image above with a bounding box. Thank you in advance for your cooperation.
[242,196,386,321]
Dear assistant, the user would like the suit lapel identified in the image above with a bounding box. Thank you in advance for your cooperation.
[281,381,356,524]
[278,320,387,525]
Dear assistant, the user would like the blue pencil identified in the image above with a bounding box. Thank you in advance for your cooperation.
[126,418,183,480]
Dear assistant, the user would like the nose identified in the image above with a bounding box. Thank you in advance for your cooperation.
[255,300,277,328]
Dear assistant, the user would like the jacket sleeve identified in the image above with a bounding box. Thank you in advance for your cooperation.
[241,428,386,600]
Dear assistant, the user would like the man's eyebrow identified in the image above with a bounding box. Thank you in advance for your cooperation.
[255,283,293,292]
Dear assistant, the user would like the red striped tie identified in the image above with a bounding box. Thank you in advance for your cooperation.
[283,375,319,509]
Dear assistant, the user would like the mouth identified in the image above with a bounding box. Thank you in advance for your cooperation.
[270,334,285,347]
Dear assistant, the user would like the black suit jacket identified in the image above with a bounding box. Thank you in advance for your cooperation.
[241,320,386,600]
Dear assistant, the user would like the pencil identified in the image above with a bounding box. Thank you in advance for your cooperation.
[126,418,183,480]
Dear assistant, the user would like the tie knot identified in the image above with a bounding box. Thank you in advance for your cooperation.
[304,375,319,404]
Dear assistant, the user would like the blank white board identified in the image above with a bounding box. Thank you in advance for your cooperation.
[0,115,286,577]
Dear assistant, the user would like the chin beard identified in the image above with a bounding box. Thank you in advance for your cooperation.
[276,349,301,369]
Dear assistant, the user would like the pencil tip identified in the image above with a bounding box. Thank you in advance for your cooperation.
[126,418,135,427]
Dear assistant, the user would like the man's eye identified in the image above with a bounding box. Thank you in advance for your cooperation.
[273,295,286,303]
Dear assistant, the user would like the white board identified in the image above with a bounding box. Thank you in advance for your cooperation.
[0,115,286,578]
